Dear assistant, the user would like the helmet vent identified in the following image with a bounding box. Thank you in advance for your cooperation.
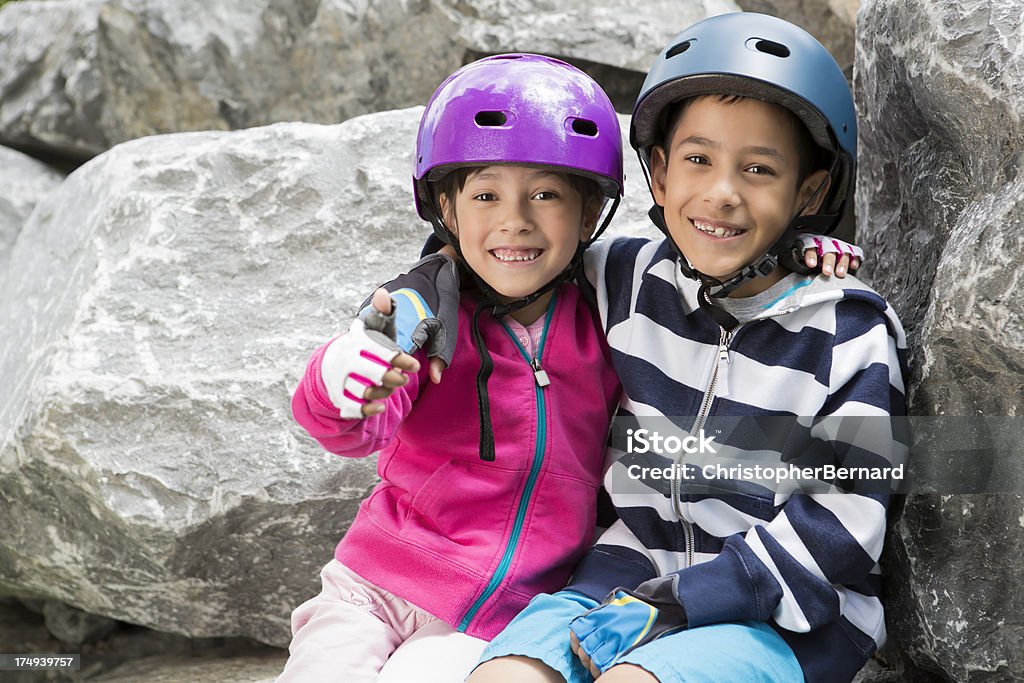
[570,118,598,137]
[749,38,790,58]
[666,40,692,59]
[475,111,508,127]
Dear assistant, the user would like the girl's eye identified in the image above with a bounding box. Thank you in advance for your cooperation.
[747,165,775,176]
[533,191,560,200]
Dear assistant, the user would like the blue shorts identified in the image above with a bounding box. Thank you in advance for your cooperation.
[478,592,803,683]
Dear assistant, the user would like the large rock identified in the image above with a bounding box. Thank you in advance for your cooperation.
[856,0,1024,679]
[0,107,655,646]
[0,0,736,161]
[92,649,286,683]
[1,596,283,681]
[0,146,65,273]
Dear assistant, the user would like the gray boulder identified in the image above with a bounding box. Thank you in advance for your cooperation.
[0,0,736,161]
[92,650,286,683]
[0,146,65,273]
[0,107,654,646]
[856,0,1024,679]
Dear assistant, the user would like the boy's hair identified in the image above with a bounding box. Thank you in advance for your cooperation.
[434,166,604,227]
[659,94,828,186]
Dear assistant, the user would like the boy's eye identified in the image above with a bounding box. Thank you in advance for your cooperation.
[747,165,775,176]
[684,154,710,165]
[473,192,497,201]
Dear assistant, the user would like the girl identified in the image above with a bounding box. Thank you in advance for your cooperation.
[278,54,625,683]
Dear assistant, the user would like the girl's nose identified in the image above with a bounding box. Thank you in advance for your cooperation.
[499,198,535,233]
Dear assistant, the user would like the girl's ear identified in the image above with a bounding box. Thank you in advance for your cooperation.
[798,170,832,215]
[649,147,669,207]
[438,194,457,236]
[580,197,604,242]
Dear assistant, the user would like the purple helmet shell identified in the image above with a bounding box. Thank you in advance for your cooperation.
[413,54,624,223]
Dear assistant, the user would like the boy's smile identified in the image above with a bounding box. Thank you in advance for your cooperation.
[441,165,592,322]
[651,96,829,297]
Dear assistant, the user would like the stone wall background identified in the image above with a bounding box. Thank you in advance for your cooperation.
[856,0,1024,680]
[2,0,1021,681]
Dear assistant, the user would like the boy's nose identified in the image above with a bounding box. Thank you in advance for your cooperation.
[705,171,742,208]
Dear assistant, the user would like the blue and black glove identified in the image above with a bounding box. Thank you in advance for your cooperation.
[569,574,687,674]
[358,252,460,368]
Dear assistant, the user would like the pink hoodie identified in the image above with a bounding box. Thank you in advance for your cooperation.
[292,284,620,640]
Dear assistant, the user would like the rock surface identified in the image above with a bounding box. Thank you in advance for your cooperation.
[0,107,655,647]
[0,596,283,682]
[0,0,737,161]
[856,0,1024,680]
[91,649,286,682]
[0,145,65,273]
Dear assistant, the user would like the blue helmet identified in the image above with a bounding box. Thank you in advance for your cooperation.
[631,12,856,230]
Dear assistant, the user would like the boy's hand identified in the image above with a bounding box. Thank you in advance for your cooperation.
[358,251,460,385]
[568,586,686,677]
[798,234,863,277]
[321,288,421,419]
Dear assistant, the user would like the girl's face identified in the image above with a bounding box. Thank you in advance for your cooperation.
[440,165,595,322]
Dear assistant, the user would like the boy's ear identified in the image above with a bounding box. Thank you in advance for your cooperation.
[649,147,669,207]
[799,170,831,215]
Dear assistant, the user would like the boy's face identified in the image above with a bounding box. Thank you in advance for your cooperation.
[440,165,593,303]
[650,96,829,296]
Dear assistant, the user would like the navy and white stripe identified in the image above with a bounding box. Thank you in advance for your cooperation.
[570,236,909,683]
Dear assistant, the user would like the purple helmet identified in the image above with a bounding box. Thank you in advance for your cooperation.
[413,54,624,241]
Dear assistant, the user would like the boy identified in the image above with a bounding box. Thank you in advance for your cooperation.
[465,12,908,683]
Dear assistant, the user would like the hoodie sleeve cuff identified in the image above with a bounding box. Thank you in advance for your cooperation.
[674,542,783,628]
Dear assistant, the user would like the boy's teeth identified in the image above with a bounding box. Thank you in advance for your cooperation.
[493,249,540,262]
[694,221,742,238]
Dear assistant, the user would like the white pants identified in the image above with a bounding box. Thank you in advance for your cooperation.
[276,560,488,683]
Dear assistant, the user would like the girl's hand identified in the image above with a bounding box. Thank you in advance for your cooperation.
[321,288,420,419]
[799,235,864,278]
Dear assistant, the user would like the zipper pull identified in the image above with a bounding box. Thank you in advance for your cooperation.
[717,330,731,397]
[531,358,550,387]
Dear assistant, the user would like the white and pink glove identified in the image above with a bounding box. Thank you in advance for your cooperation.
[797,234,864,262]
[320,306,403,420]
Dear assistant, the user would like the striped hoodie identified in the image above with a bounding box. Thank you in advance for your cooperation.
[566,236,909,683]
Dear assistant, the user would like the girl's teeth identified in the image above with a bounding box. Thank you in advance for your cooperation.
[494,250,540,262]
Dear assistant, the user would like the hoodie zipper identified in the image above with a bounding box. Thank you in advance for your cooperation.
[670,326,734,568]
[457,295,556,632]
